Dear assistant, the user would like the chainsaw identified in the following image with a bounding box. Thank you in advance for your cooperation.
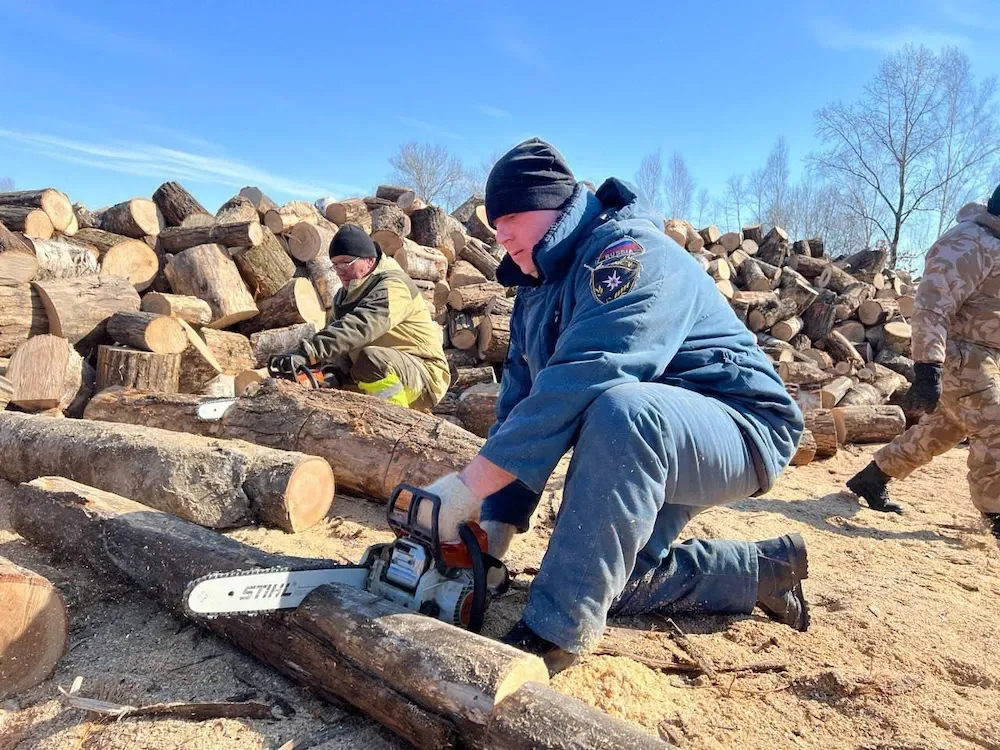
[266,356,338,389]
[184,484,508,632]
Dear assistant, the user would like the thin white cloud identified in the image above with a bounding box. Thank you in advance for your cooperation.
[490,20,553,74]
[477,105,512,119]
[394,115,462,140]
[0,128,363,200]
[809,16,971,53]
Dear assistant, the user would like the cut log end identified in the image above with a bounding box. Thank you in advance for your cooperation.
[274,456,336,533]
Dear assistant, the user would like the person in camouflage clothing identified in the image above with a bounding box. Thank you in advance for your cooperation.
[848,184,1000,540]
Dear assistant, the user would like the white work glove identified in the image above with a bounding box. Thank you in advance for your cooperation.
[417,473,482,543]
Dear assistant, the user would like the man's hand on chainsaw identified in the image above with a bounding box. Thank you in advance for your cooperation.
[268,353,307,377]
[418,473,482,543]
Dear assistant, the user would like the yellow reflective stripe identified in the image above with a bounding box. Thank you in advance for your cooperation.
[356,373,411,407]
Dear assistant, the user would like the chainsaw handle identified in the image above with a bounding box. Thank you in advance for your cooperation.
[458,522,487,633]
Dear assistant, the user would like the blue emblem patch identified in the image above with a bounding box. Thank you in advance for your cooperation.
[590,238,642,304]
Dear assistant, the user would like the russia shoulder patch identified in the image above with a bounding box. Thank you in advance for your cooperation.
[590,237,642,304]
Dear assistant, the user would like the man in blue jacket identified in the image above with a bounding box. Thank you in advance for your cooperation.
[419,138,807,673]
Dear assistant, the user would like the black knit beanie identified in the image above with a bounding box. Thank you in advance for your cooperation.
[485,138,576,227]
[329,224,378,258]
[989,182,1000,216]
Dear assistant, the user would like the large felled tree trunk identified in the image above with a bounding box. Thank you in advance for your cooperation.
[0,414,334,532]
[0,284,48,356]
[0,554,69,699]
[164,244,258,328]
[84,380,484,501]
[152,182,212,227]
[12,477,548,748]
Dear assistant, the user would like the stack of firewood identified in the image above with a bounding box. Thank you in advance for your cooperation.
[665,218,916,465]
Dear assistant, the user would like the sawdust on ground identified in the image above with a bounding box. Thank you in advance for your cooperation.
[2,444,999,749]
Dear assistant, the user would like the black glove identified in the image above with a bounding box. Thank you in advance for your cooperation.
[907,362,943,413]
[267,353,308,380]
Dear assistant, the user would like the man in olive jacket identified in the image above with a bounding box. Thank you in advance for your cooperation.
[270,225,450,409]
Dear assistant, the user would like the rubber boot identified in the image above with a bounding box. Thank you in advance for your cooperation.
[755,533,810,632]
[846,461,905,514]
[501,620,578,676]
[985,513,1000,542]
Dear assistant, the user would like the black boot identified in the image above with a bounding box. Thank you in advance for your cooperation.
[985,513,1000,541]
[846,461,905,514]
[501,620,578,675]
[755,533,810,632]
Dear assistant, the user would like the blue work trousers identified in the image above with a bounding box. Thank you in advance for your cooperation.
[482,382,762,652]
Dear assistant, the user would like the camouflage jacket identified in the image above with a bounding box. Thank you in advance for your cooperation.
[912,203,1000,363]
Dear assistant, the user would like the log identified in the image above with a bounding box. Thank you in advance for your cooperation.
[164,244,258,328]
[801,348,834,370]
[742,225,763,244]
[756,234,788,267]
[663,219,688,247]
[152,182,211,227]
[325,198,371,228]
[70,228,158,290]
[0,555,68,699]
[485,681,672,750]
[0,206,53,239]
[449,259,488,288]
[249,323,316,368]
[452,195,484,225]
[0,284,48,356]
[771,316,804,342]
[452,366,497,391]
[801,301,837,342]
[778,269,819,314]
[375,185,416,206]
[897,295,915,318]
[832,405,906,444]
[789,333,812,351]
[874,349,915,382]
[755,259,782,281]
[72,203,101,230]
[717,232,742,254]
[778,362,832,387]
[287,221,337,263]
[395,240,448,282]
[448,282,506,313]
[445,348,482,373]
[32,236,100,279]
[240,277,325,335]
[238,186,278,220]
[1,415,334,532]
[839,247,887,286]
[881,321,912,356]
[790,429,817,467]
[410,206,456,257]
[233,227,296,298]
[0,189,72,233]
[140,292,213,326]
[707,258,731,281]
[100,198,163,238]
[824,263,863,295]
[833,320,866,345]
[106,311,187,354]
[823,330,864,368]
[448,310,479,350]
[792,239,812,256]
[179,328,255,394]
[460,237,500,281]
[747,297,798,333]
[6,334,92,414]
[215,195,259,225]
[13,476,548,747]
[715,280,736,300]
[478,311,511,364]
[802,409,838,457]
[466,205,496,244]
[159,221,263,254]
[96,345,181,392]
[699,225,721,246]
[0,221,38,284]
[305,252,343,310]
[32,275,141,353]
[203,373,235,397]
[84,379,484,501]
[838,383,882,407]
[820,376,854,408]
[864,362,907,400]
[369,205,411,255]
[737,259,770,292]
[457,383,500,438]
[263,201,320,235]
[858,298,901,326]
[0,375,10,409]
[734,290,778,309]
[787,254,828,280]
[234,368,268,394]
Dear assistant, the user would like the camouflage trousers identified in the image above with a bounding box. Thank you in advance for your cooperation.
[875,339,1000,513]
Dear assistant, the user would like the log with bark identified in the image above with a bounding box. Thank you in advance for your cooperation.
[32,236,100,280]
[164,244,258,328]
[140,292,213,325]
[0,284,48,356]
[839,247,887,286]
[84,380,484,501]
[287,221,337,263]
[801,301,837,342]
[478,306,511,364]
[790,429,817,467]
[831,405,906,444]
[0,375,11,410]
[152,182,212,227]
[215,195,260,225]
[305,252,342,309]
[0,206,53,239]
[239,186,278,220]
[801,348,834,370]
[263,201,320,235]
[771,316,804,342]
[249,322,316,368]
[447,282,506,313]
[69,228,158,290]
[452,366,498,391]
[33,274,141,354]
[369,205,411,255]
[0,189,73,233]
[838,383,882,407]
[447,310,479,350]
[466,205,496,243]
[179,328,255,394]
[747,297,798,333]
[159,221,263,254]
[0,220,39,284]
[100,198,163,238]
[738,259,771,292]
[106,310,187,354]
[0,554,69,699]
[394,240,448,283]
[448,259,488,288]
[409,206,456,258]
[777,362,832,387]
[325,198,371,230]
[802,409,838,458]
[881,321,912,356]
[460,237,500,281]
[240,277,325,334]
[11,476,548,748]
[0,414,334,532]
[5,334,93,414]
[96,346,181,392]
[823,330,865,369]
[858,298,901,326]
[233,227,296,298]
[457,383,500,438]
[875,349,915,382]
[72,202,101,230]
[820,376,854,408]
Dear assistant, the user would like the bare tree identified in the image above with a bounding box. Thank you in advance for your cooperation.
[0,177,14,192]
[388,142,466,209]
[811,45,955,267]
[695,187,712,227]
[932,48,1000,236]
[455,151,504,201]
[664,152,695,219]
[724,174,746,229]
[762,137,791,227]
[747,168,767,226]
[635,150,664,212]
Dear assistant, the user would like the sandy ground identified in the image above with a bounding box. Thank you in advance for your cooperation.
[2,442,999,749]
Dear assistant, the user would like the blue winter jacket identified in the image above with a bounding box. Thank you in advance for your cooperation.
[480,179,803,501]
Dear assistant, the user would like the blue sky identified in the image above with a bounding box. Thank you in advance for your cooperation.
[1,0,998,212]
